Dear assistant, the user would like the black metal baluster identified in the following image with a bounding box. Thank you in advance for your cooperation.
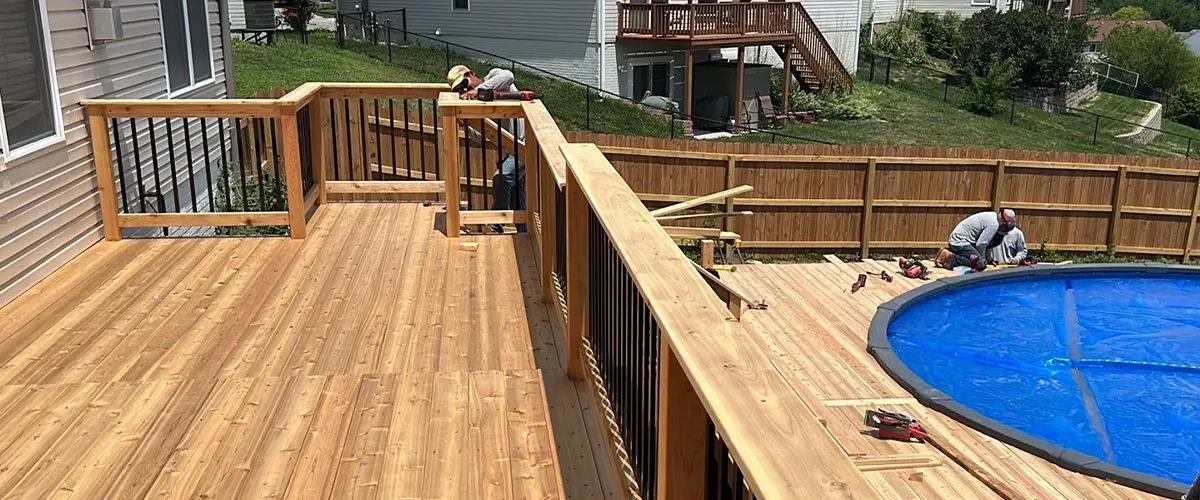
[182,118,198,211]
[202,118,219,211]
[390,99,398,177]
[404,98,412,178]
[252,118,267,209]
[330,99,341,181]
[147,118,168,235]
[375,98,383,178]
[360,98,369,181]
[706,418,719,500]
[343,98,353,180]
[433,102,440,179]
[111,118,129,213]
[164,118,182,212]
[418,100,427,178]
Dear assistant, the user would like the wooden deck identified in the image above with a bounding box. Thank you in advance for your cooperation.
[724,260,1162,500]
[0,203,616,499]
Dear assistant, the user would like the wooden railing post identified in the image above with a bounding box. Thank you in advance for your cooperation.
[526,121,540,237]
[440,105,461,237]
[87,111,122,241]
[310,95,328,205]
[565,166,588,381]
[541,164,559,303]
[860,157,876,259]
[656,342,708,500]
[1109,165,1127,252]
[281,108,307,239]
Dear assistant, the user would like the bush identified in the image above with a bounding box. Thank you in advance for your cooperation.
[1110,6,1149,20]
[962,60,1018,116]
[954,8,1090,92]
[215,165,289,236]
[873,22,928,64]
[1103,25,1200,92]
[907,11,962,60]
[1095,0,1200,31]
[822,89,879,120]
[1169,80,1200,127]
[278,0,317,32]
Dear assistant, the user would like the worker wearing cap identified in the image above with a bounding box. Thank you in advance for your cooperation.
[447,65,526,232]
[986,227,1030,266]
[937,209,1017,271]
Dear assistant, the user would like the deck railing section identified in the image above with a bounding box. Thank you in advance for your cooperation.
[618,3,793,38]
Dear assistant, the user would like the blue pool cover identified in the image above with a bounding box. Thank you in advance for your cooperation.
[872,265,1200,496]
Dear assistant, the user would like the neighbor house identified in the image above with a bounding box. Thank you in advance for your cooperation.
[1086,19,1169,52]
[0,0,235,308]
[337,0,859,128]
[865,0,1086,28]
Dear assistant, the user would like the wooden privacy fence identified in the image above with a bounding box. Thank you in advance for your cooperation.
[566,132,1200,260]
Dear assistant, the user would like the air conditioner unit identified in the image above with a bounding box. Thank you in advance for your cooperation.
[86,0,124,45]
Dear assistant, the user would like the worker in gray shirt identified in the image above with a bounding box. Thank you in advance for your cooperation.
[448,65,526,232]
[936,209,1017,271]
[986,227,1029,266]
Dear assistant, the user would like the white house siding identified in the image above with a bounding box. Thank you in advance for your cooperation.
[866,0,1012,25]
[339,0,604,87]
[229,0,245,30]
[0,0,229,308]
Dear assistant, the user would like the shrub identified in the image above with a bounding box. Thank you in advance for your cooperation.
[822,89,879,120]
[962,60,1018,116]
[1103,25,1200,92]
[907,11,962,60]
[1169,80,1200,127]
[215,164,289,236]
[1095,0,1200,31]
[954,8,1090,92]
[1110,6,1149,20]
[278,0,317,32]
[770,71,823,112]
[873,22,928,64]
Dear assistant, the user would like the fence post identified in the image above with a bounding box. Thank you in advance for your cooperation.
[402,8,408,44]
[386,19,393,63]
[336,13,344,47]
[1093,114,1101,145]
[943,80,949,102]
[869,53,876,82]
[565,167,588,381]
[440,105,461,237]
[281,108,307,240]
[1108,165,1127,253]
[87,112,122,241]
[585,87,592,131]
[445,42,451,73]
[656,343,708,500]
[670,112,676,139]
[1185,174,1200,262]
[884,57,891,85]
[860,157,876,259]
[1189,138,1193,159]
[1009,95,1016,125]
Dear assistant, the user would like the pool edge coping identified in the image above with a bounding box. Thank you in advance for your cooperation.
[867,263,1197,498]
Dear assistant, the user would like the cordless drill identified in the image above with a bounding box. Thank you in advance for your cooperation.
[477,89,534,101]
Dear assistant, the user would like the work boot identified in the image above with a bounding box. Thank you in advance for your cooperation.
[935,248,952,269]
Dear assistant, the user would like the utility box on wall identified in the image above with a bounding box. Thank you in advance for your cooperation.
[86,0,124,45]
[692,61,772,130]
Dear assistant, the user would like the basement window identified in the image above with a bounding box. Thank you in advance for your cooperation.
[159,0,215,95]
[453,0,470,11]
[0,0,64,159]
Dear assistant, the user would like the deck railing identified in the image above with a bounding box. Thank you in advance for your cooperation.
[618,2,794,38]
[85,83,873,500]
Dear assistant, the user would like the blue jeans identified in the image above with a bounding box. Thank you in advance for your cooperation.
[491,155,526,232]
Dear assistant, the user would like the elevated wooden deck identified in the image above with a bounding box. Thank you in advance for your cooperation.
[724,261,1159,499]
[0,203,616,499]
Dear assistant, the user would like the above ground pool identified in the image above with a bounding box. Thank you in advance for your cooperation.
[868,264,1200,497]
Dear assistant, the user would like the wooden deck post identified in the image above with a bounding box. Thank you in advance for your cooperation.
[1108,165,1127,252]
[700,240,715,269]
[281,111,307,239]
[656,342,708,500]
[565,166,588,381]
[1185,174,1200,262]
[87,113,122,241]
[724,155,737,262]
[526,118,540,239]
[541,163,559,304]
[440,106,461,237]
[309,96,328,206]
[781,47,792,115]
[684,50,694,119]
[860,158,876,259]
[735,47,745,130]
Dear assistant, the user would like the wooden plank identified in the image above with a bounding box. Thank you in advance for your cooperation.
[325,180,446,194]
[656,343,709,500]
[277,82,323,109]
[118,212,290,228]
[468,371,514,499]
[561,144,877,499]
[522,101,569,187]
[700,240,715,270]
[566,167,589,382]
[282,112,307,239]
[853,454,942,472]
[821,397,919,407]
[1003,202,1111,213]
[1109,165,1128,251]
[441,107,462,237]
[82,99,282,118]
[872,200,991,209]
[87,114,122,241]
[861,158,876,259]
[1185,175,1200,261]
[598,145,730,161]
[648,185,755,217]
[318,82,447,100]
[663,227,740,240]
[656,211,753,222]
[460,210,529,225]
[1120,206,1193,217]
[440,102,527,120]
[421,371,471,498]
[506,371,563,499]
[992,160,1005,211]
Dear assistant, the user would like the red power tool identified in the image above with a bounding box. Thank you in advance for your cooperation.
[850,273,868,294]
[864,409,928,442]
[477,89,535,101]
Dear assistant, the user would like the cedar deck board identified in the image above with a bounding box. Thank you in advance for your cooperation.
[0,204,614,500]
[723,261,1161,500]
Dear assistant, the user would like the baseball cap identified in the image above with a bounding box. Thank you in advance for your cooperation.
[1000,208,1017,228]
[447,65,472,93]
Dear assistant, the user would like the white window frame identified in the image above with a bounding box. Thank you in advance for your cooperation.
[0,0,66,162]
[971,0,995,6]
[452,0,470,11]
[157,0,217,97]
[628,56,675,99]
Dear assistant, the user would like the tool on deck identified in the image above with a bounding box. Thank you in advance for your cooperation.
[898,256,931,280]
[864,409,928,442]
[477,89,535,101]
[851,273,868,294]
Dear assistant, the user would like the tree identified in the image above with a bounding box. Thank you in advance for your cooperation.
[953,8,1091,91]
[1103,25,1200,91]
[1169,80,1200,127]
[1094,0,1200,31]
[1111,6,1150,19]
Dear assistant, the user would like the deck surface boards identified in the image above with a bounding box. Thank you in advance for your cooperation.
[0,203,616,500]
[724,261,1160,500]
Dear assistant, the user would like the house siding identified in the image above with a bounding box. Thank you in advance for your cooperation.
[865,0,1013,25]
[339,0,604,86]
[229,0,245,30]
[0,0,229,308]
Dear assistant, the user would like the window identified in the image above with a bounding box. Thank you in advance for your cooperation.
[0,0,63,157]
[159,0,214,94]
[632,62,671,98]
[453,0,469,10]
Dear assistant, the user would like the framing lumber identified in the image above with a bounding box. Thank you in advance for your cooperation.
[648,185,754,217]
[325,181,446,194]
[118,212,290,228]
[655,211,753,222]
[459,210,528,225]
[662,227,740,240]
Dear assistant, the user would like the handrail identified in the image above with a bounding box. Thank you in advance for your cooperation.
[522,101,568,188]
[561,142,876,499]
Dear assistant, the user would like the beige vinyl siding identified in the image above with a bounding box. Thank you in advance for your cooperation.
[0,0,228,308]
[230,0,246,30]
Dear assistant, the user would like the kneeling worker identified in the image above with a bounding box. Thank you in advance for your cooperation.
[987,227,1031,266]
[936,209,1017,271]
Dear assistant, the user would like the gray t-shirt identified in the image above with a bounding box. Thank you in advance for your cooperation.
[948,211,1001,255]
[987,228,1028,265]
[477,68,524,143]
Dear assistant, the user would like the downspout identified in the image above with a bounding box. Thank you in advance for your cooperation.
[598,0,607,92]
[855,0,863,72]
[218,0,236,97]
